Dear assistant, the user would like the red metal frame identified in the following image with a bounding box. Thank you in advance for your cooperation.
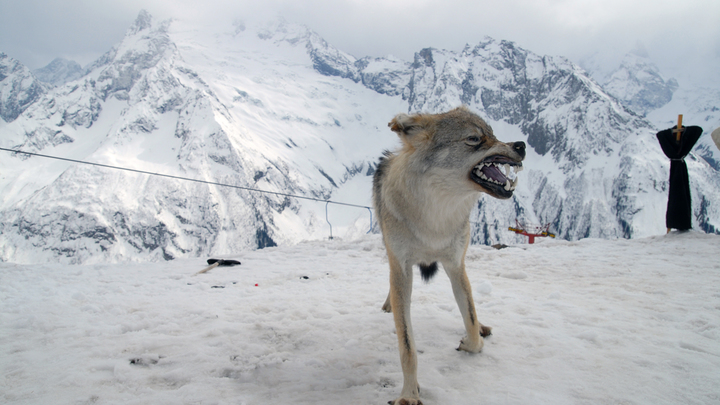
[508,220,555,244]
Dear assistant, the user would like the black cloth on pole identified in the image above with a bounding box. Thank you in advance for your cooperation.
[656,125,703,230]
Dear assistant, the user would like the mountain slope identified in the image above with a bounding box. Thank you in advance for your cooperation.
[313,37,720,242]
[1,11,718,264]
[647,85,720,172]
[602,52,678,117]
[581,50,719,173]
[0,53,48,122]
[0,12,405,264]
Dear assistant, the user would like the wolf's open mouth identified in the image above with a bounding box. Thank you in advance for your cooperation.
[470,155,523,196]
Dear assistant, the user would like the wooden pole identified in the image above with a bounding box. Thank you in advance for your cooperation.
[194,261,220,276]
[712,127,720,151]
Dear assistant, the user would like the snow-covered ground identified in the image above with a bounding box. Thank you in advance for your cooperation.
[2,231,719,404]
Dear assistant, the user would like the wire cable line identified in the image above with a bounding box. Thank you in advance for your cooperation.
[0,147,373,210]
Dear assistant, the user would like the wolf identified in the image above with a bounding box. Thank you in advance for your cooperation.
[372,106,525,405]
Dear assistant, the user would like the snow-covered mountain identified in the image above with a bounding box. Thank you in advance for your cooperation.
[0,53,49,122]
[1,11,718,264]
[0,12,406,263]
[580,48,720,171]
[647,85,720,171]
[33,57,84,87]
[601,52,679,117]
[381,40,718,241]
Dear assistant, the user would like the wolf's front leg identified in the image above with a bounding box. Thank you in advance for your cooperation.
[388,253,422,405]
[444,261,490,352]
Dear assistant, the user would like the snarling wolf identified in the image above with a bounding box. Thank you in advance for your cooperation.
[372,106,525,405]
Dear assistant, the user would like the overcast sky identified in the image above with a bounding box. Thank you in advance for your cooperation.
[1,0,719,83]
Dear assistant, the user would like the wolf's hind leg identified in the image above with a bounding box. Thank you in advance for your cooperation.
[387,251,422,404]
[382,291,392,312]
[444,261,486,352]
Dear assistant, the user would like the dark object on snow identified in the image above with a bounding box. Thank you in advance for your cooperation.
[130,357,159,366]
[195,258,242,276]
[656,125,703,230]
[207,258,242,266]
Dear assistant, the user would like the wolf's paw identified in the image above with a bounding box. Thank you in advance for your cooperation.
[456,335,484,353]
[389,398,423,405]
[382,300,392,313]
[480,325,492,337]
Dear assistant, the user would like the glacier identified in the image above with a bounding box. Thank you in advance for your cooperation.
[0,10,718,264]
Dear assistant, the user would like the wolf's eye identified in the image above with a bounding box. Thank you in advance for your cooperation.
[465,136,482,145]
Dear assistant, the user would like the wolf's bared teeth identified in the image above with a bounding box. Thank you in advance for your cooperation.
[503,176,519,191]
[504,164,518,181]
[474,161,522,189]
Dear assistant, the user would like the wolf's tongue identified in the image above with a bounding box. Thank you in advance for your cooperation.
[481,165,506,183]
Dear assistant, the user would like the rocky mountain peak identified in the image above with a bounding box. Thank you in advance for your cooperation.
[602,52,678,117]
[128,9,153,35]
[414,48,435,67]
[0,53,48,122]
[33,58,84,86]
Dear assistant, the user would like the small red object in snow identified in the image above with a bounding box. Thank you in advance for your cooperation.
[508,219,555,244]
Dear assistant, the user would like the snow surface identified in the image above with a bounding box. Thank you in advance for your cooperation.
[2,231,719,404]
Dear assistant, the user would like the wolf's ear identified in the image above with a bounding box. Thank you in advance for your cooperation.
[389,113,429,149]
[389,113,416,133]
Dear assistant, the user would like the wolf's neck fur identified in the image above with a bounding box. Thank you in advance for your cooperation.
[411,173,478,233]
[384,155,478,249]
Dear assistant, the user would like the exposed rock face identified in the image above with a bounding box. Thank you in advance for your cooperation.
[0,53,49,122]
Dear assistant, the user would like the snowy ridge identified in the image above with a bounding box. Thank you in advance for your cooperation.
[602,52,679,117]
[0,53,49,122]
[0,12,406,263]
[32,58,84,87]
[0,11,719,264]
[647,85,720,171]
[347,38,719,242]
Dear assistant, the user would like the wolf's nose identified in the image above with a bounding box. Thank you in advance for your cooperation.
[513,141,526,159]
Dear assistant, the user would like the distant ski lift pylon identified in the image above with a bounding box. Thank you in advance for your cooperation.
[508,219,555,244]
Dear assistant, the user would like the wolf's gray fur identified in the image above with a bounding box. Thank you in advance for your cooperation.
[373,106,525,405]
